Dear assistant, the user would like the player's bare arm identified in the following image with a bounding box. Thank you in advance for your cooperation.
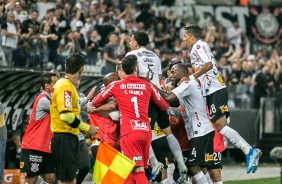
[156,87,179,107]
[179,62,212,84]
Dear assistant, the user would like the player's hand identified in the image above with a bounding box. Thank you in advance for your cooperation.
[87,86,97,101]
[87,105,98,113]
[87,125,99,136]
[177,77,189,86]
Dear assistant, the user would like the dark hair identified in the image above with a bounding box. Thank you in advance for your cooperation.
[168,60,182,70]
[173,63,188,76]
[132,31,149,46]
[31,9,39,14]
[121,55,137,75]
[184,24,203,39]
[40,72,56,90]
[65,53,86,74]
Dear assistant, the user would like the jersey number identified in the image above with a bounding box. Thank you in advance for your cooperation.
[131,96,140,118]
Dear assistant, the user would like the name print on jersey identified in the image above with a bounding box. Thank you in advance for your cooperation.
[120,83,147,96]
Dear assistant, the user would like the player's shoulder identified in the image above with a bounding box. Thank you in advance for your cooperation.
[192,40,207,50]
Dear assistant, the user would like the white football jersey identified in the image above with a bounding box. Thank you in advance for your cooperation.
[172,80,214,139]
[126,47,162,87]
[190,40,226,96]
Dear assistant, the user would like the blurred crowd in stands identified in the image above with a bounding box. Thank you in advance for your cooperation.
[0,0,282,110]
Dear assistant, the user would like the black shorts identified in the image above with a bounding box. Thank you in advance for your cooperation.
[188,131,214,167]
[148,102,170,130]
[208,152,223,170]
[151,136,173,168]
[20,149,55,177]
[206,88,230,122]
[51,133,79,181]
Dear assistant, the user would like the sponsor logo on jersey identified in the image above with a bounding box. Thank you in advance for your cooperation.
[20,162,24,168]
[64,91,71,108]
[205,154,214,162]
[31,163,39,173]
[197,45,200,49]
[120,83,126,89]
[153,124,164,136]
[133,156,143,162]
[217,76,225,85]
[130,119,149,131]
[29,155,42,163]
[220,105,229,114]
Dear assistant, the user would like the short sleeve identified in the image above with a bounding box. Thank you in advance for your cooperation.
[172,81,192,100]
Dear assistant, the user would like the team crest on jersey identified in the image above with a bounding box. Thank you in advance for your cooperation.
[31,163,39,173]
[197,45,200,49]
[64,91,71,108]
[20,162,24,168]
[220,105,228,113]
[205,154,214,162]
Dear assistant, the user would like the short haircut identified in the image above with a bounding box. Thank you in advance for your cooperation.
[173,63,188,76]
[40,72,57,90]
[184,24,203,39]
[121,55,138,75]
[132,31,149,47]
[168,60,182,70]
[65,53,86,74]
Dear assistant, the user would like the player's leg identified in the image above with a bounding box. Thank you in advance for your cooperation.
[201,167,213,184]
[20,149,41,184]
[156,108,187,174]
[51,133,79,184]
[40,151,56,184]
[121,132,151,184]
[77,139,90,184]
[207,152,223,184]
[207,88,262,173]
[209,168,222,184]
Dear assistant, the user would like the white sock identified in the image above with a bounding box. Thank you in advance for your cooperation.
[219,126,251,155]
[167,163,175,182]
[193,171,208,184]
[214,182,223,184]
[204,172,213,184]
[149,145,159,168]
[166,134,186,170]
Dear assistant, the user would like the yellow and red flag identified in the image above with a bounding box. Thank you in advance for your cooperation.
[93,142,135,184]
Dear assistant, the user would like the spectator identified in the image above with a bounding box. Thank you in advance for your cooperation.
[1,11,20,66]
[226,20,242,51]
[102,32,121,74]
[86,29,101,66]
[253,64,270,109]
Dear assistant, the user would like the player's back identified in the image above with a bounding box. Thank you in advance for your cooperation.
[111,76,153,136]
[189,40,225,96]
[126,48,162,87]
[172,80,213,140]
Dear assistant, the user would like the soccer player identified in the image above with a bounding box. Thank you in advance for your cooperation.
[50,53,99,184]
[20,72,58,184]
[158,63,215,184]
[126,31,188,181]
[92,55,169,184]
[183,25,261,173]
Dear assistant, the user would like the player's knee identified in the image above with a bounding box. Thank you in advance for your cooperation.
[189,166,202,176]
[42,174,56,184]
[209,169,222,182]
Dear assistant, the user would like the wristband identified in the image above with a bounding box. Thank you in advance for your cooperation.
[78,122,90,132]
[189,75,195,80]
